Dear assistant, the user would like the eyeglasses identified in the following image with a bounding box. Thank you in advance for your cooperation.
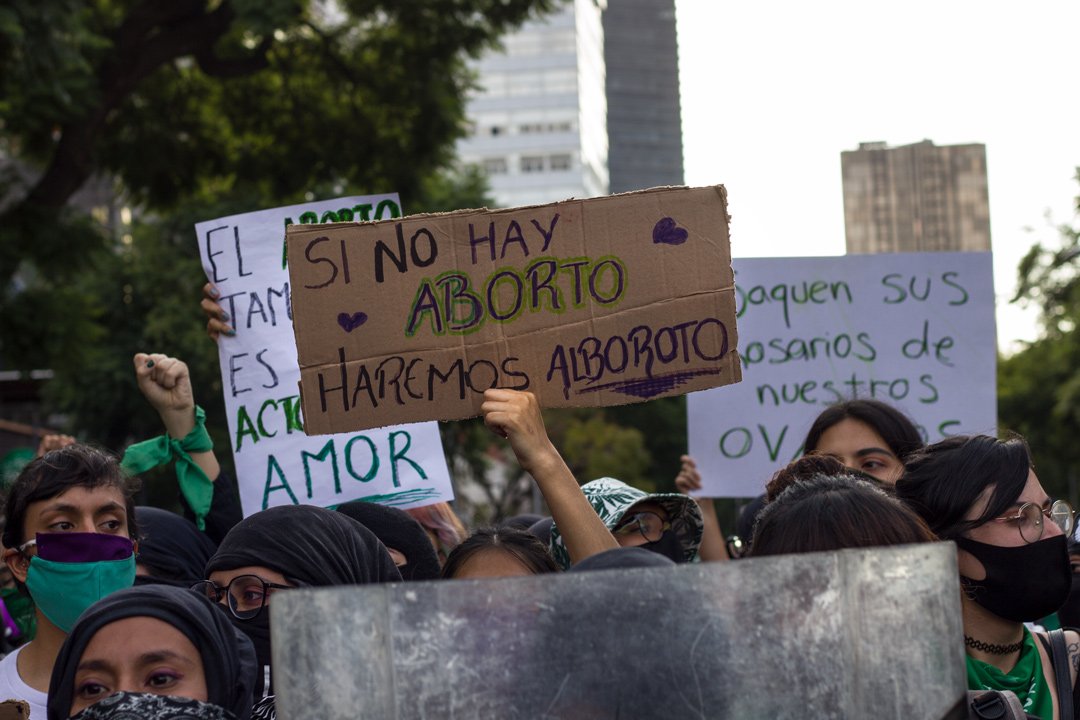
[613,511,672,543]
[991,500,1074,544]
[191,575,292,620]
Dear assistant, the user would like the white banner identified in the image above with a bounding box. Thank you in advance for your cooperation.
[688,252,997,497]
[195,196,454,515]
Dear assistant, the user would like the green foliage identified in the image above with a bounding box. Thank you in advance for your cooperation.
[999,169,1080,502]
[1,0,556,373]
[555,412,652,489]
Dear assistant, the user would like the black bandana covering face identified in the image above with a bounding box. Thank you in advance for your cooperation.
[954,534,1071,622]
[69,692,237,720]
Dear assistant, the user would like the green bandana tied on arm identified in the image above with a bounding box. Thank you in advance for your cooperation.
[121,406,214,530]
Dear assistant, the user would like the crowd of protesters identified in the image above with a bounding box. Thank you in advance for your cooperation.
[0,289,1076,719]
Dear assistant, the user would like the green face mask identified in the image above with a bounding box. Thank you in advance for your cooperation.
[24,555,135,633]
[0,586,36,642]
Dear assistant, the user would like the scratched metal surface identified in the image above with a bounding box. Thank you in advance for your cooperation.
[272,543,965,720]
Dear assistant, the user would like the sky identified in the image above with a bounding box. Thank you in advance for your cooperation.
[674,0,1080,353]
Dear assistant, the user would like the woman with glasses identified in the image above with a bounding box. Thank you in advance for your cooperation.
[895,434,1078,719]
[195,505,401,718]
[46,584,256,719]
[548,477,703,569]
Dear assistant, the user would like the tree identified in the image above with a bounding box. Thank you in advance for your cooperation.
[0,0,557,369]
[999,169,1080,501]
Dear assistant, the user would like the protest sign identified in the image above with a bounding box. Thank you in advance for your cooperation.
[287,185,742,434]
[195,196,454,515]
[688,252,996,497]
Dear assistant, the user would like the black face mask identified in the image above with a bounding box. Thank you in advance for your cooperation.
[643,531,686,564]
[232,611,273,699]
[954,534,1071,623]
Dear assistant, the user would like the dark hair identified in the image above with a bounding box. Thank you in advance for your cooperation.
[766,454,885,503]
[750,475,936,557]
[894,434,1032,540]
[2,444,139,550]
[441,527,559,579]
[802,399,923,460]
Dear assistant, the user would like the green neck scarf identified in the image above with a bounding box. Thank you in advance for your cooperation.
[966,629,1053,720]
[120,406,214,530]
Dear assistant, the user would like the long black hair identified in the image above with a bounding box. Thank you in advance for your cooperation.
[893,434,1032,540]
[802,399,923,460]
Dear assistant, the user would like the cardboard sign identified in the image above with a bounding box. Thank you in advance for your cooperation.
[688,252,996,497]
[287,186,742,434]
[195,197,454,515]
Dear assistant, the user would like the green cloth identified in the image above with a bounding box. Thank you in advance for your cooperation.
[121,406,214,530]
[1040,612,1063,631]
[966,628,1053,720]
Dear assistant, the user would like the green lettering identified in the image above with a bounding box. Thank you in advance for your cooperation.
[262,455,298,509]
[375,199,401,219]
[389,431,427,489]
[345,435,379,482]
[235,406,259,451]
[256,399,279,438]
[301,439,340,497]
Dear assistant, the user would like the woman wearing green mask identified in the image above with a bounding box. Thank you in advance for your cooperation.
[0,444,140,719]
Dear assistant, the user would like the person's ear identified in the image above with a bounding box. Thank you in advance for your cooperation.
[3,548,29,585]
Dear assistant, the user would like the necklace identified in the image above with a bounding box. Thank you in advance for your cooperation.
[965,635,1024,655]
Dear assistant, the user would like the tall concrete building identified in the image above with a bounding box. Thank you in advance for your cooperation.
[841,140,991,254]
[603,0,684,193]
[456,0,609,209]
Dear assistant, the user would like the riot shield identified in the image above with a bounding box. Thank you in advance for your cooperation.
[271,542,965,719]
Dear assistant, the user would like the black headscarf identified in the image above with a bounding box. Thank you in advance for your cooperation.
[47,585,256,720]
[335,501,440,581]
[568,547,677,573]
[135,507,218,587]
[203,505,401,701]
[204,505,401,586]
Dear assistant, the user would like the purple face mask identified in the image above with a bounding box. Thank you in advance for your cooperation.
[32,532,134,563]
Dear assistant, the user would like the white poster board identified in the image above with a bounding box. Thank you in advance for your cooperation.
[688,252,996,497]
[195,196,454,515]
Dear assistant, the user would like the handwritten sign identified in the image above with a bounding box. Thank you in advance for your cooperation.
[688,252,996,497]
[195,197,454,515]
[286,186,742,434]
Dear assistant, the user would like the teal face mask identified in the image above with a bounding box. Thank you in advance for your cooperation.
[24,555,135,633]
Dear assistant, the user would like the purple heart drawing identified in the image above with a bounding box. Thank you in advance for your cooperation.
[652,217,689,245]
[337,311,368,333]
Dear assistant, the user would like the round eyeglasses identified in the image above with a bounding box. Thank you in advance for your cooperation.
[991,500,1074,544]
[613,511,672,543]
[191,575,292,620]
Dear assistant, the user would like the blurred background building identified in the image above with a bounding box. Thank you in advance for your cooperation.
[456,0,684,208]
[603,0,684,194]
[841,139,992,254]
